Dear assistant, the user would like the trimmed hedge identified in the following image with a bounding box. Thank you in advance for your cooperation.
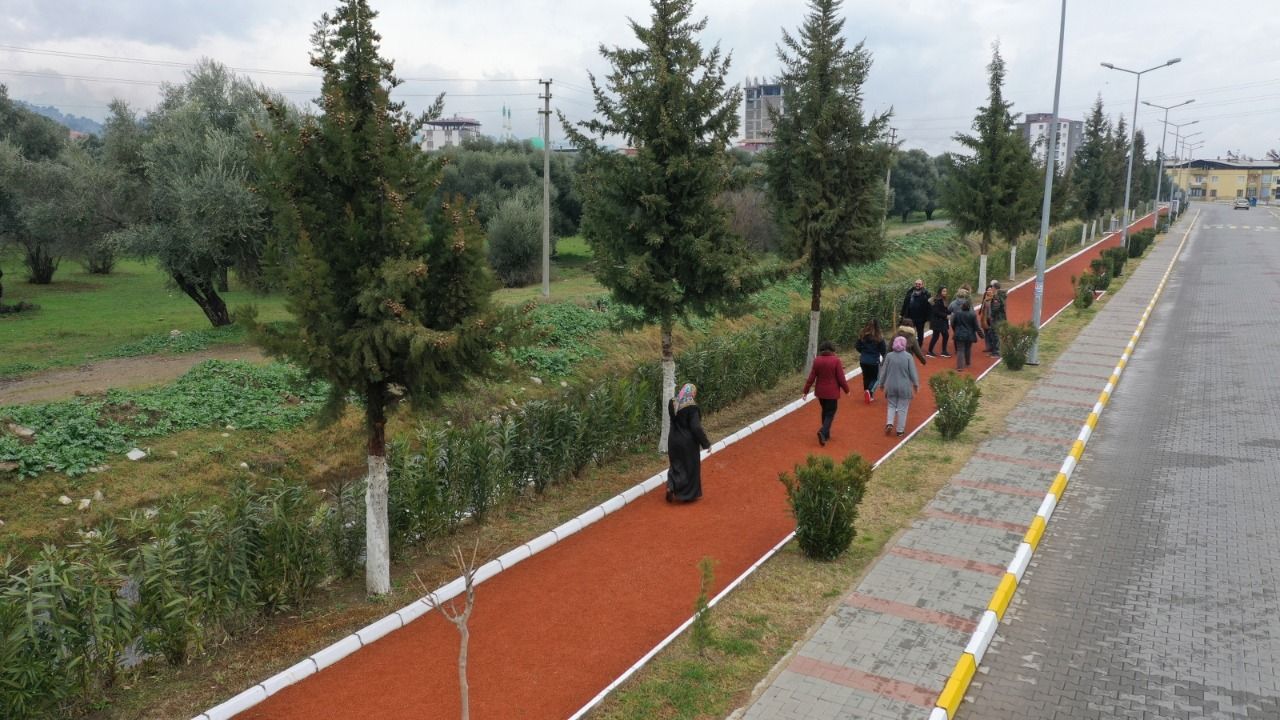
[929,371,981,438]
[780,453,871,560]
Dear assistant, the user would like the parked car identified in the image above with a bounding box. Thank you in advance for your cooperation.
[1234,198,1251,210]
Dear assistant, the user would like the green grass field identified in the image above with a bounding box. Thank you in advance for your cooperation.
[0,238,602,378]
[0,253,293,377]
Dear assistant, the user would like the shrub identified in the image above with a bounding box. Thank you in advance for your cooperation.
[1102,247,1127,278]
[486,190,548,287]
[929,371,982,438]
[1072,272,1098,309]
[1127,228,1156,258]
[1088,259,1110,290]
[996,321,1038,371]
[779,453,870,561]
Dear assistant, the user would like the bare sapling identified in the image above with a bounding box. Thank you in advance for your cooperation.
[419,539,483,720]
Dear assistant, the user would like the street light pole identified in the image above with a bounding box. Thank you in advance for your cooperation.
[1142,99,1193,226]
[1166,121,1199,201]
[1028,0,1068,367]
[1101,57,1181,249]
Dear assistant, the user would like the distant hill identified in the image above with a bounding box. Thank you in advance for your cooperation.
[15,100,103,136]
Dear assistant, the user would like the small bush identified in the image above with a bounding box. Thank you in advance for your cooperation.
[929,371,981,438]
[779,453,870,561]
[1088,259,1111,290]
[996,321,1038,371]
[689,557,715,655]
[1072,272,1098,309]
[486,190,547,287]
[1102,247,1127,278]
[1127,228,1156,258]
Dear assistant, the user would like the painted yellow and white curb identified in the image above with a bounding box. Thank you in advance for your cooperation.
[929,210,1198,720]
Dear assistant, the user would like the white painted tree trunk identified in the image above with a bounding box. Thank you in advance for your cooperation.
[365,453,390,596]
[1080,224,1086,245]
[659,353,675,454]
[977,253,988,299]
[805,310,821,375]
[1009,245,1017,281]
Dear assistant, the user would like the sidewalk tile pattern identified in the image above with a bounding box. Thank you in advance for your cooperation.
[740,225,1185,720]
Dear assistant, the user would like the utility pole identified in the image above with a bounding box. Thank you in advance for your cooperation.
[539,78,553,298]
[883,127,898,232]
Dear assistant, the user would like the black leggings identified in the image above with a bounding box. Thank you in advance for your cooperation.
[860,363,880,392]
[928,325,950,354]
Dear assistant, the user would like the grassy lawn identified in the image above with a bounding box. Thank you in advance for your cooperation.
[0,253,292,377]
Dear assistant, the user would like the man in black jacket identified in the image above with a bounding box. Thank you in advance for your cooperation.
[900,278,931,349]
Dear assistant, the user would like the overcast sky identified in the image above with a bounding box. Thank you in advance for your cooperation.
[3,0,1276,160]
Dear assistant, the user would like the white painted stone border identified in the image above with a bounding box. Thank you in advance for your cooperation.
[196,215,1152,720]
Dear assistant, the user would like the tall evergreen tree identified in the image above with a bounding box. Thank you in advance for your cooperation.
[1070,97,1111,224]
[941,45,1024,292]
[1108,114,1129,213]
[998,130,1041,280]
[1131,129,1151,206]
[563,0,755,452]
[766,0,891,371]
[248,0,501,595]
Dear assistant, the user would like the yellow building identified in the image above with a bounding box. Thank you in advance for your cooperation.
[1167,159,1280,203]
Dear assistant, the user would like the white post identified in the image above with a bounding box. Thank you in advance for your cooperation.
[539,79,552,298]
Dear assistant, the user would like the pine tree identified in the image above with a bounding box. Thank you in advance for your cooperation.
[766,0,892,371]
[1070,97,1111,224]
[942,44,1026,292]
[1108,114,1129,213]
[998,128,1041,280]
[563,0,755,452]
[248,0,501,595]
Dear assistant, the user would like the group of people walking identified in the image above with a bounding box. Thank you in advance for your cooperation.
[666,278,1011,503]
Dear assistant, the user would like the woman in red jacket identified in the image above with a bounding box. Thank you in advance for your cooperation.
[803,340,851,446]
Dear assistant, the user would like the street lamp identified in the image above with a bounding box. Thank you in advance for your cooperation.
[1167,120,1199,165]
[1177,130,1203,165]
[1142,98,1193,218]
[1102,57,1181,248]
[1028,0,1068,367]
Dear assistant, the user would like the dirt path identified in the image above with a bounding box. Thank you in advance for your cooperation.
[232,218,1156,720]
[0,345,268,406]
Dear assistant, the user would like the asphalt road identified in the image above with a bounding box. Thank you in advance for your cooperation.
[961,202,1280,719]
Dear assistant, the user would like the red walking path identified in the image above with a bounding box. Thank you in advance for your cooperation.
[231,215,1155,720]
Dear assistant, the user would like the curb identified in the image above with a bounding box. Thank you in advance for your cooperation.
[928,209,1198,720]
[196,214,1153,720]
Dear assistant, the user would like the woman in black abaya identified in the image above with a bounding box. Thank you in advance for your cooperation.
[667,383,711,503]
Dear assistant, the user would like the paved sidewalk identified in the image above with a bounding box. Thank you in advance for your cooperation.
[736,222,1187,720]
[964,205,1280,718]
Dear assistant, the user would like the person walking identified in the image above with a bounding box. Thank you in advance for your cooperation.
[981,280,1007,356]
[880,336,920,437]
[855,320,887,403]
[949,285,972,316]
[927,287,952,358]
[893,318,928,366]
[667,383,712,503]
[900,278,932,348]
[951,298,980,370]
[803,341,851,446]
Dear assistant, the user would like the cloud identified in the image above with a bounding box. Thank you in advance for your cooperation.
[0,0,1274,158]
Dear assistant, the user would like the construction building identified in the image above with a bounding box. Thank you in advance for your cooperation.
[1018,113,1084,170]
[421,115,482,151]
[741,78,783,153]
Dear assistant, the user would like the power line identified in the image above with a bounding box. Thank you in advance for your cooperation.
[0,44,540,83]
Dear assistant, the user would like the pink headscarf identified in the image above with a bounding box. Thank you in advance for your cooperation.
[892,336,907,352]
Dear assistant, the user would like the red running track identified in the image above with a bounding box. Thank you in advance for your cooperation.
[236,215,1153,720]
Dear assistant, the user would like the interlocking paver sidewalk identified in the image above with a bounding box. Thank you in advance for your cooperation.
[736,219,1188,720]
[963,206,1280,719]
